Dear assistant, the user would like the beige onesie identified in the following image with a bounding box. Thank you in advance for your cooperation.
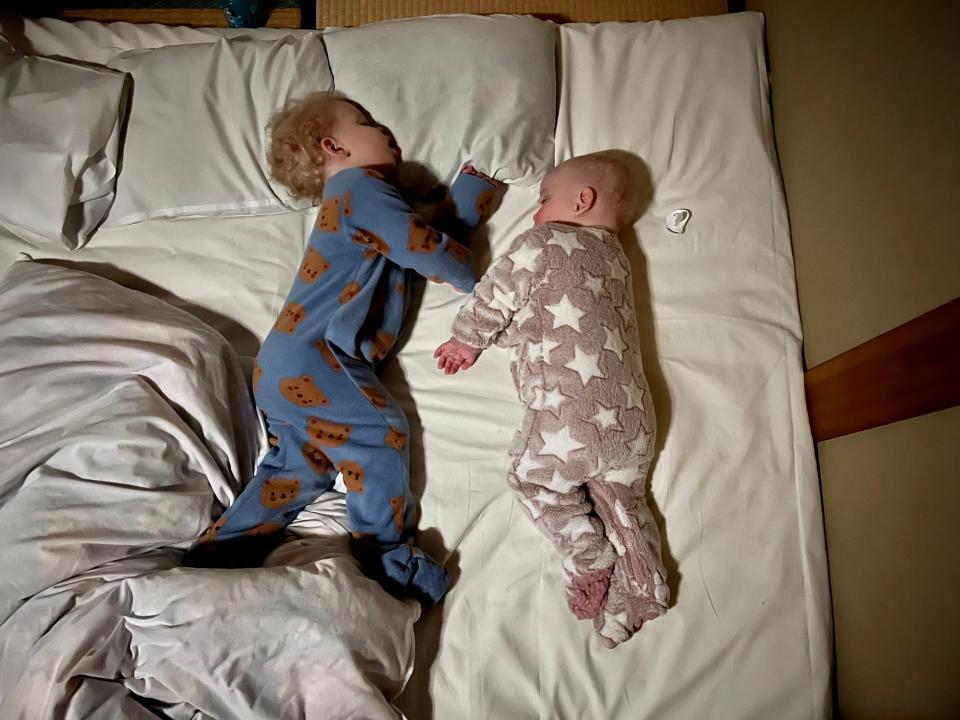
[452,222,669,647]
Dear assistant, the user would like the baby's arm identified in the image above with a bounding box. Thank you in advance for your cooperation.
[342,171,482,292]
[435,228,545,374]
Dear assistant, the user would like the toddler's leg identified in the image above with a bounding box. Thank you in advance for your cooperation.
[587,469,669,647]
[322,352,449,606]
[183,432,335,568]
[507,409,618,620]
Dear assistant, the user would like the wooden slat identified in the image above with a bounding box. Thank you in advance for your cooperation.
[804,297,960,442]
[60,8,302,28]
[315,0,726,28]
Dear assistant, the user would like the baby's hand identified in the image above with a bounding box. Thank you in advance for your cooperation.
[434,337,482,375]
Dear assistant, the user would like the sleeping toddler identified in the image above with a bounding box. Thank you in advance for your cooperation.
[185,91,499,607]
[434,153,669,645]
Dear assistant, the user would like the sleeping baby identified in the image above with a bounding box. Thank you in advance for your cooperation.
[434,153,669,646]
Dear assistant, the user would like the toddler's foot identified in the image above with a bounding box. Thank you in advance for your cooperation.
[366,542,450,607]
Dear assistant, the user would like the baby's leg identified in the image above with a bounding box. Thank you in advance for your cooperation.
[587,468,669,647]
[507,408,618,620]
[183,430,335,568]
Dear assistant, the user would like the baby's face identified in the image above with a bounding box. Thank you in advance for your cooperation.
[533,166,587,226]
[328,100,401,172]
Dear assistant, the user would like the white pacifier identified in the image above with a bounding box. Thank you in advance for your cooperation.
[666,208,691,234]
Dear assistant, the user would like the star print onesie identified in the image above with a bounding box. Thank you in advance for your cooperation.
[185,166,497,606]
[451,222,669,646]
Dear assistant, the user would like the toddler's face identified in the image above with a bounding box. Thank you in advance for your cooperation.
[533,166,585,226]
[329,100,401,172]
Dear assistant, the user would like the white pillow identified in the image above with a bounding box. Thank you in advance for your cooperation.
[0,49,128,248]
[323,14,556,188]
[102,35,333,227]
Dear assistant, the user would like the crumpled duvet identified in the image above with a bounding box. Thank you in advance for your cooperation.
[0,260,418,720]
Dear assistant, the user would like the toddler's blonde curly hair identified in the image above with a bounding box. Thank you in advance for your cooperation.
[267,90,346,203]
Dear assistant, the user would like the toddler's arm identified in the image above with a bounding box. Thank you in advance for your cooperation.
[446,165,499,232]
[342,170,495,292]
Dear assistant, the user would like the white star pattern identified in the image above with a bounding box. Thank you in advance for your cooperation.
[621,383,642,410]
[491,284,515,313]
[539,338,560,364]
[599,611,629,643]
[548,229,586,257]
[537,385,567,417]
[508,242,543,274]
[604,467,638,486]
[561,516,597,541]
[565,346,605,386]
[603,326,628,360]
[514,449,545,480]
[544,294,585,333]
[583,271,605,298]
[609,256,629,284]
[628,430,652,457]
[618,303,635,327]
[538,426,585,462]
[590,403,622,431]
[543,469,577,492]
[513,303,535,328]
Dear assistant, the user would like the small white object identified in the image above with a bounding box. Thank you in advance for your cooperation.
[666,208,692,234]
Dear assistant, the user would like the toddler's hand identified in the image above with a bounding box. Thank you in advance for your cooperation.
[434,337,482,375]
[461,165,501,186]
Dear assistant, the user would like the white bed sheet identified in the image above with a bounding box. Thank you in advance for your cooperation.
[0,11,832,720]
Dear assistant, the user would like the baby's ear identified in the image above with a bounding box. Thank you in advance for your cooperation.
[575,186,598,215]
[320,137,349,158]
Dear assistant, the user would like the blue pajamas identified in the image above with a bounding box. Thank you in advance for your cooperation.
[185,166,495,605]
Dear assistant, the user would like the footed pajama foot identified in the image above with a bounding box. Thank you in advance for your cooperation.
[366,542,450,607]
[566,565,614,620]
[592,555,668,648]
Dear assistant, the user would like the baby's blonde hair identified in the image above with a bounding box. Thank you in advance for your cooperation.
[557,152,637,229]
[267,90,346,203]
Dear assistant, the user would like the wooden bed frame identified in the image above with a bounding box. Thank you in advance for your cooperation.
[19,0,960,443]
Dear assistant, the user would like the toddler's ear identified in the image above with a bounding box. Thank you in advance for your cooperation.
[321,137,349,158]
[575,186,598,215]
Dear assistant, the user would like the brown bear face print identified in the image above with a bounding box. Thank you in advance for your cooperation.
[246,521,283,537]
[316,197,341,232]
[342,191,352,218]
[307,417,352,447]
[361,385,388,409]
[339,281,361,304]
[260,476,301,508]
[337,460,365,493]
[395,282,405,295]
[407,217,440,253]
[299,246,330,283]
[475,188,495,219]
[371,331,395,362]
[364,169,385,180]
[390,495,405,532]
[252,360,264,392]
[385,427,408,451]
[314,339,343,372]
[274,302,306,334]
[352,229,391,257]
[279,375,329,407]
[302,443,333,474]
[197,515,227,544]
[446,241,470,264]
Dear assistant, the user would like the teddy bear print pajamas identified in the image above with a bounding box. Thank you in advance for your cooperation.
[187,166,496,604]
